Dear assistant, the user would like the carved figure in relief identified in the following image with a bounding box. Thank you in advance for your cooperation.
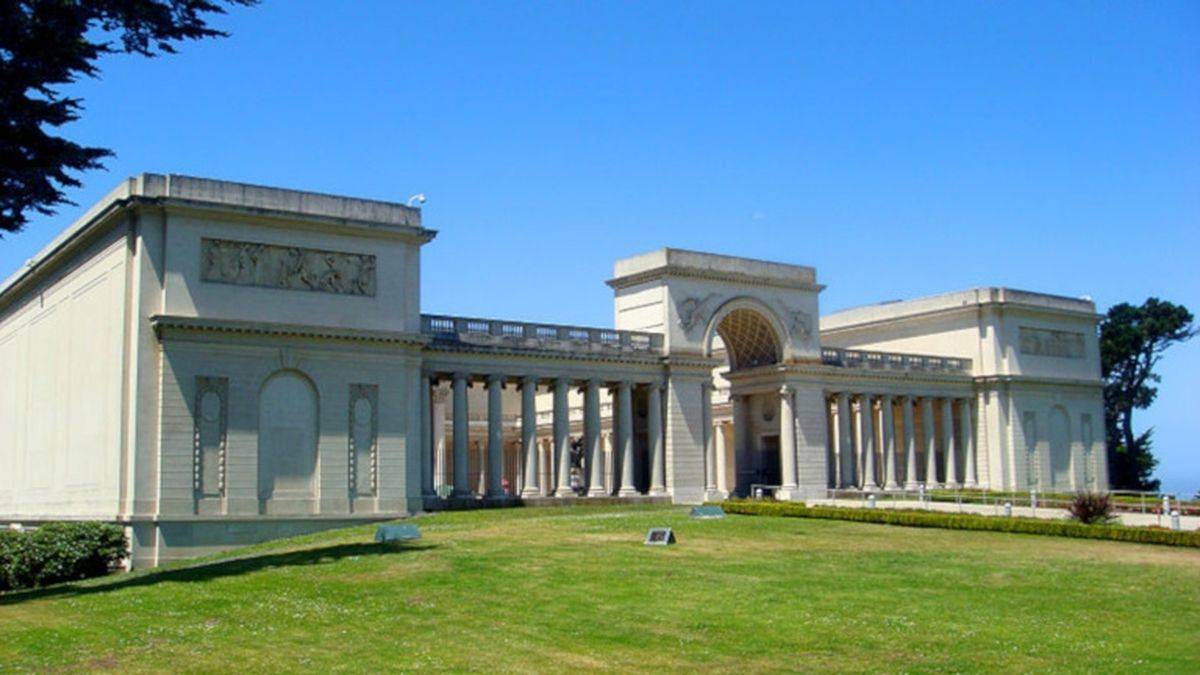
[677,294,720,334]
[200,238,376,297]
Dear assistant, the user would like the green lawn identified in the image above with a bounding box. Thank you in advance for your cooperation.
[2,505,1198,673]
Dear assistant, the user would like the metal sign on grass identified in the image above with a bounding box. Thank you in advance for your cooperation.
[690,505,725,519]
[644,527,676,546]
[375,524,421,543]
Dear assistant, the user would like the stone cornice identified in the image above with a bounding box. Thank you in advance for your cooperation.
[973,374,1103,390]
[607,267,824,292]
[151,314,430,346]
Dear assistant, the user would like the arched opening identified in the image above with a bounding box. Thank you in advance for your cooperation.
[704,300,786,498]
[1048,406,1071,489]
[713,307,782,372]
[258,370,319,512]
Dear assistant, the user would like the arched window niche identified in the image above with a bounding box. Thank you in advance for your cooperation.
[258,369,320,514]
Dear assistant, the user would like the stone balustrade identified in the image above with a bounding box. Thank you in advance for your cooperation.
[821,347,971,373]
[422,314,664,354]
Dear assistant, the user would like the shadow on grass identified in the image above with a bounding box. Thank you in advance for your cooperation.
[0,541,434,606]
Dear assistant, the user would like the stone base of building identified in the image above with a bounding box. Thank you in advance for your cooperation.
[129,515,406,569]
[424,495,673,511]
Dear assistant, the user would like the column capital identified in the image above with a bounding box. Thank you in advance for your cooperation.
[452,371,469,382]
[486,372,505,387]
[780,384,795,396]
[520,375,538,388]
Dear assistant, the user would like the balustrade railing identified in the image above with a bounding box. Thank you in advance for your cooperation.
[821,347,971,373]
[421,314,664,354]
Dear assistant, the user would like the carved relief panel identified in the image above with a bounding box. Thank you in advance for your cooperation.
[349,384,379,497]
[194,376,228,498]
[201,238,377,296]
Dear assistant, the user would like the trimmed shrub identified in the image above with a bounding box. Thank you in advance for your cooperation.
[0,522,128,592]
[1069,492,1115,525]
[715,500,1200,548]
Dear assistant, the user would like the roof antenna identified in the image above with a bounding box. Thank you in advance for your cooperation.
[407,193,427,207]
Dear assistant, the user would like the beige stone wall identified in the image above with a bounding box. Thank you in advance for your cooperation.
[0,226,129,518]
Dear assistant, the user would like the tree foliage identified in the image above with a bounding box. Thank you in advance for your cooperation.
[0,0,253,235]
[1100,298,1195,491]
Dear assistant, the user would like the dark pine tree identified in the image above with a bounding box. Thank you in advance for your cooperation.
[0,0,254,235]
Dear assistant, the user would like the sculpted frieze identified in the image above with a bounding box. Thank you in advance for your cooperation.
[1019,326,1084,359]
[201,238,376,297]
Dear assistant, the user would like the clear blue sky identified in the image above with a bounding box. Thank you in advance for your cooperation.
[4,1,1197,493]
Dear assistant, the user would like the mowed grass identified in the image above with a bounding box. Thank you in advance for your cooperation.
[2,506,1199,673]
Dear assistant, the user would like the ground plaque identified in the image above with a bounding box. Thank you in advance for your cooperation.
[375,524,421,543]
[644,527,676,546]
[690,506,725,519]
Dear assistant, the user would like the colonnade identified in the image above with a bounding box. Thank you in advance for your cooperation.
[421,373,666,500]
[827,393,977,491]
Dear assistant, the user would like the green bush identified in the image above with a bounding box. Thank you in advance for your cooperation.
[715,500,1200,548]
[0,522,128,592]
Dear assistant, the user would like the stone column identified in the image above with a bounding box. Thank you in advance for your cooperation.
[432,388,448,493]
[553,377,573,497]
[960,398,978,488]
[647,384,666,495]
[732,394,749,496]
[616,381,637,496]
[540,438,552,496]
[520,376,540,498]
[836,392,854,488]
[941,398,958,488]
[881,395,898,489]
[922,397,938,488]
[778,385,800,497]
[586,380,606,496]
[486,374,505,498]
[452,373,470,496]
[420,374,435,498]
[714,422,730,496]
[702,383,716,496]
[903,396,918,490]
[859,394,878,490]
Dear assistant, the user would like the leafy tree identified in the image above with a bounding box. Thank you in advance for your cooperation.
[1100,298,1195,491]
[0,0,254,235]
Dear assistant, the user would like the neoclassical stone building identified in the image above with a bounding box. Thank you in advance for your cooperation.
[0,175,1108,565]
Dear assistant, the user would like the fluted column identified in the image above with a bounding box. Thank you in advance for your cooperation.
[836,392,854,488]
[922,397,938,488]
[452,373,470,496]
[520,376,540,498]
[960,398,978,488]
[941,398,958,488]
[702,383,716,495]
[714,422,729,496]
[779,385,799,494]
[586,380,605,496]
[486,374,505,498]
[647,384,666,495]
[881,395,898,489]
[616,381,637,496]
[859,394,878,490]
[421,374,435,497]
[432,388,448,492]
[553,377,573,497]
[540,438,552,496]
[902,396,918,490]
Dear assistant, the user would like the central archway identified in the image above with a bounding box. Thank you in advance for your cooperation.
[702,298,788,497]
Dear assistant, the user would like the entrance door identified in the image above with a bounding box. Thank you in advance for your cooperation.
[759,434,781,486]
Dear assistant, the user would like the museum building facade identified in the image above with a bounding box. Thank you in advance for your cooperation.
[0,175,1109,566]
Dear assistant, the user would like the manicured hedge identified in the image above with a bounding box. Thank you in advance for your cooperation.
[716,500,1200,548]
[0,522,128,592]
